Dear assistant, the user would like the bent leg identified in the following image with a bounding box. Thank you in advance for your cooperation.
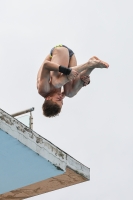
[64,56,109,97]
[51,46,69,74]
[64,54,78,97]
[50,46,69,86]
[44,47,109,90]
[64,55,93,97]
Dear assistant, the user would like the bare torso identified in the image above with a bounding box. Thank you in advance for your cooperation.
[37,61,62,98]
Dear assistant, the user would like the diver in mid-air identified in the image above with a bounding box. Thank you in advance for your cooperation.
[37,44,109,117]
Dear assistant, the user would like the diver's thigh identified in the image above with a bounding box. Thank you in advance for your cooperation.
[64,54,78,96]
[69,54,77,67]
[64,54,77,92]
[51,47,69,67]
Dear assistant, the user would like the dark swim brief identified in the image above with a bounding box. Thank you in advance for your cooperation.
[50,44,74,58]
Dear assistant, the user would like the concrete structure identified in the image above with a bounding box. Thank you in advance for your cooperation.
[0,108,90,200]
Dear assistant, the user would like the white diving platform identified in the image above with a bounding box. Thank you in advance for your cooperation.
[0,108,90,199]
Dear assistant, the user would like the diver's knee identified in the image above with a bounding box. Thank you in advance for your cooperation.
[64,90,75,98]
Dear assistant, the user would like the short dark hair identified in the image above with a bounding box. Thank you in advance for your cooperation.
[42,100,61,117]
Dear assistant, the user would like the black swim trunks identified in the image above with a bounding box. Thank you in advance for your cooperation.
[50,44,74,58]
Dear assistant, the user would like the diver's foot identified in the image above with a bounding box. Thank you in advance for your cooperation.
[89,56,109,69]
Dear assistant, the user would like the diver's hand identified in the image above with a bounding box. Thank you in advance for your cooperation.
[80,75,90,86]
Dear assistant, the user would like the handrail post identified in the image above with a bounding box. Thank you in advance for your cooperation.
[30,112,33,129]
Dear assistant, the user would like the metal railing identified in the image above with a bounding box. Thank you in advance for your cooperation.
[11,107,34,129]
